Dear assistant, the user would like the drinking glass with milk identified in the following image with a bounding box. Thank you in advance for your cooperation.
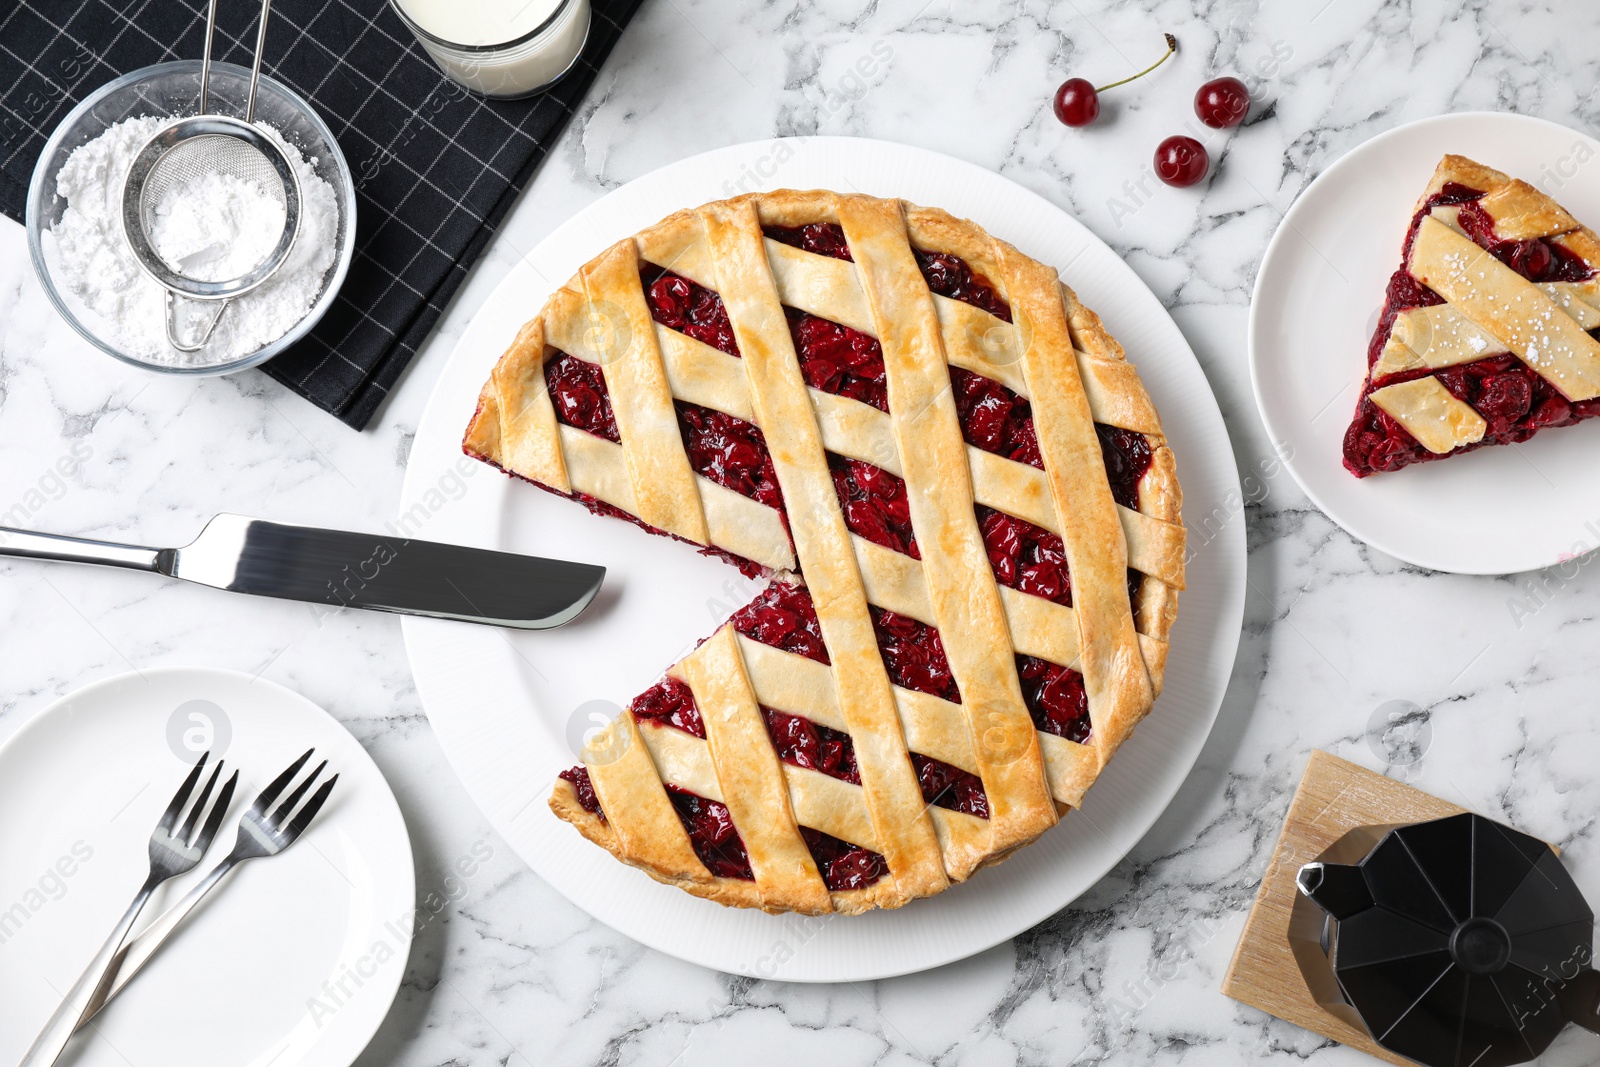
[389,0,590,98]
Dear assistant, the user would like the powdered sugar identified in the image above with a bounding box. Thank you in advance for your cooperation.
[151,168,288,282]
[44,114,340,367]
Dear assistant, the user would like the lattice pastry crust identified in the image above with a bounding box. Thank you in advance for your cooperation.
[1345,155,1600,476]
[464,190,1185,913]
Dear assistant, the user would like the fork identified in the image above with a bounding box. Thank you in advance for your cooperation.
[21,753,236,1067]
[77,748,338,1027]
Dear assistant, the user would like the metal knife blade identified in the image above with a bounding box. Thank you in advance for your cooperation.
[0,515,603,629]
[168,514,604,628]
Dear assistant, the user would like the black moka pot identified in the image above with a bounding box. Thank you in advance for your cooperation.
[1290,812,1600,1067]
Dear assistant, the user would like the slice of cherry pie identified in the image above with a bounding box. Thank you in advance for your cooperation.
[1343,154,1600,476]
[464,190,1185,913]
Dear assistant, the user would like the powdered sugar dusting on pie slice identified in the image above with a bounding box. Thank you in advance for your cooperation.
[1343,156,1600,477]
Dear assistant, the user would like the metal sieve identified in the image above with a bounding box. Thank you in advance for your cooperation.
[120,0,301,353]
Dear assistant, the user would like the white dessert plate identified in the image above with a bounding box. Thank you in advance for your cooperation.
[1250,111,1600,575]
[400,136,1245,981]
[0,667,413,1066]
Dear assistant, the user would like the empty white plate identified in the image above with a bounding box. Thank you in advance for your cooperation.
[0,668,413,1067]
[1250,111,1600,574]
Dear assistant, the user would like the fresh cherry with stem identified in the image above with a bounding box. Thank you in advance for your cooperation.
[1053,33,1178,127]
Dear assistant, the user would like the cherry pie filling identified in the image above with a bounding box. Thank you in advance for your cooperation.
[829,455,1141,609]
[544,249,1153,548]
[646,261,894,411]
[553,237,1149,881]
[786,308,890,412]
[869,605,962,703]
[977,505,1071,606]
[544,351,619,442]
[642,269,739,356]
[532,352,778,576]
[765,223,1014,322]
[830,455,918,557]
[950,365,1042,466]
[676,401,785,509]
[731,583,1094,744]
[1344,182,1600,476]
[559,765,602,817]
[565,664,982,890]
[566,591,1013,816]
[665,785,755,880]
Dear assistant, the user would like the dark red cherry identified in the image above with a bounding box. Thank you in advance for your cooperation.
[1154,136,1209,187]
[1053,34,1176,129]
[1477,372,1533,433]
[1053,78,1100,127]
[1194,76,1250,128]
[1508,239,1553,281]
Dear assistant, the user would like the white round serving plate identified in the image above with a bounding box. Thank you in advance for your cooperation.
[401,136,1244,981]
[1250,111,1600,575]
[0,667,414,1066]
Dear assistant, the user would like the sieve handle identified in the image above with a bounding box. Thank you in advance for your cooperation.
[198,0,274,120]
[245,0,274,122]
[198,0,220,114]
[165,293,230,354]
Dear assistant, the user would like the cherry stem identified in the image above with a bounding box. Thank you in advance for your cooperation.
[1095,33,1178,93]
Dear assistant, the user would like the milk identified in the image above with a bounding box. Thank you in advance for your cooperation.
[391,0,590,98]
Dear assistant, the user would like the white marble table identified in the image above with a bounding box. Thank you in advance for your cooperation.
[5,1,1600,1063]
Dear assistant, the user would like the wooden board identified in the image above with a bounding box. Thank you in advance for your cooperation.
[1220,751,1469,1066]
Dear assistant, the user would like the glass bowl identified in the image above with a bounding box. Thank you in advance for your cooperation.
[25,61,356,376]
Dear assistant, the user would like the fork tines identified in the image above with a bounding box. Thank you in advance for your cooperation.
[253,749,338,839]
[163,751,239,854]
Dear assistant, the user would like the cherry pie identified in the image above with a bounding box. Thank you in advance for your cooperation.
[464,191,1185,913]
[1344,154,1600,476]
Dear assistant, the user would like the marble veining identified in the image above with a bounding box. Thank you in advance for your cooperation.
[5,0,1600,1063]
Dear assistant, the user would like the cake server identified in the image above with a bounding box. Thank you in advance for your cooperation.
[0,514,604,628]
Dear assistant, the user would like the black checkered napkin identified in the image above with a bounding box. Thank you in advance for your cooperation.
[0,0,644,429]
